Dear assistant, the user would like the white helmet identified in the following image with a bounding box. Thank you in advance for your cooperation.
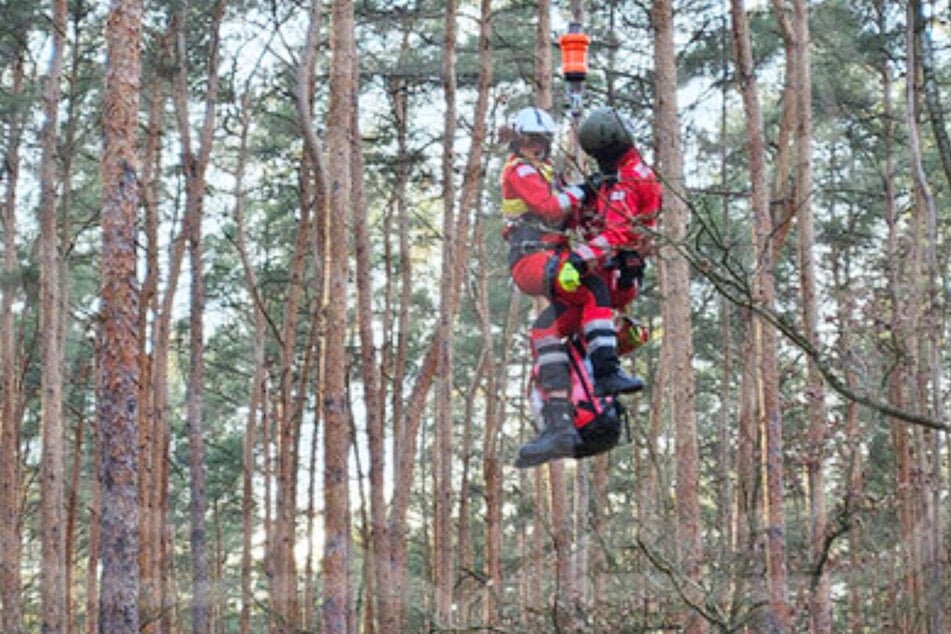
[510,107,556,137]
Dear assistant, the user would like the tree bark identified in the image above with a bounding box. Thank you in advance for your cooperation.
[787,0,832,630]
[652,1,705,630]
[232,86,266,634]
[322,0,356,631]
[903,4,942,629]
[433,0,458,625]
[0,41,25,634]
[730,1,791,629]
[172,1,225,629]
[137,23,172,634]
[98,1,143,631]
[39,1,69,630]
[84,414,102,634]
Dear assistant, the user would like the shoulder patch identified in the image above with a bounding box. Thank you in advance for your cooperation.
[633,162,652,179]
[515,163,538,177]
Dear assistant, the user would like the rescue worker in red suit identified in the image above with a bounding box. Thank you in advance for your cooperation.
[574,106,661,354]
[500,106,642,469]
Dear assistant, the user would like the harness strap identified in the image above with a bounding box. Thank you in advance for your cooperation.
[542,251,564,298]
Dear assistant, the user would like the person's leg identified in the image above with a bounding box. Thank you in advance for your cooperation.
[514,303,580,468]
[576,274,644,396]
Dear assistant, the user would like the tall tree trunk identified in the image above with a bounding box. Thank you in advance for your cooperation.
[322,0,356,631]
[733,310,764,624]
[730,1,791,629]
[137,24,171,634]
[98,1,143,631]
[786,0,832,630]
[373,71,409,634]
[232,86,264,634]
[715,18,735,607]
[876,6,918,626]
[352,44,386,634]
[904,4,943,629]
[185,147,211,634]
[0,42,25,634]
[64,393,86,634]
[294,6,330,629]
[171,2,224,631]
[433,0,459,626]
[84,414,102,634]
[916,0,951,192]
[652,1,704,630]
[39,1,68,630]
[480,229,513,631]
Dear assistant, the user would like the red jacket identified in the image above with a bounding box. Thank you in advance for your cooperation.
[501,154,583,265]
[571,147,662,266]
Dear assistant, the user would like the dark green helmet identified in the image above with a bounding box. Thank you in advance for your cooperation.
[578,107,635,167]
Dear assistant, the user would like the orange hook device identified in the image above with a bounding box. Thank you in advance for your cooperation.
[559,28,589,81]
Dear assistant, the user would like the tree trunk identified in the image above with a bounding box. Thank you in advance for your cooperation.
[137,24,171,634]
[715,21,735,608]
[652,1,705,630]
[433,0,458,624]
[172,2,225,631]
[322,0,356,631]
[65,393,86,634]
[39,1,68,630]
[904,4,942,629]
[84,414,102,634]
[916,0,951,192]
[0,41,25,634]
[480,233,514,631]
[233,86,265,634]
[787,0,832,630]
[377,69,410,634]
[730,1,791,629]
[877,6,917,625]
[98,1,143,631]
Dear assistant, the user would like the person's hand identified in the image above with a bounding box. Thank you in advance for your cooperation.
[556,253,588,292]
[584,172,604,199]
[617,249,645,289]
[557,259,581,292]
[578,180,596,202]
[563,184,586,207]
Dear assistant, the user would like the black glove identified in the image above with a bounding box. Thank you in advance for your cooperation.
[617,249,645,289]
[586,172,604,194]
[567,251,588,275]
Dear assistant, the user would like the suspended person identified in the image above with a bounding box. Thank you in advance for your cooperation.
[574,106,662,353]
[499,106,643,469]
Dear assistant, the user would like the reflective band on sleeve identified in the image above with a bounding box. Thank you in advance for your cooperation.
[502,197,528,216]
[574,244,597,261]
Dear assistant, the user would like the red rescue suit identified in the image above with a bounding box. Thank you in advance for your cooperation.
[573,146,662,309]
[501,155,616,392]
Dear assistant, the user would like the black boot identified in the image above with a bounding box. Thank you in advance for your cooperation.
[514,398,580,468]
[591,349,644,396]
[594,368,644,396]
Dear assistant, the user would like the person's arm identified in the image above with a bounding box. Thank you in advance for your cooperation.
[507,162,584,225]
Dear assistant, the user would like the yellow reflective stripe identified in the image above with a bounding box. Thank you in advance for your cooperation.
[502,197,528,216]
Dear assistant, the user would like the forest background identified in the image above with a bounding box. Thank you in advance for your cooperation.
[0,0,949,632]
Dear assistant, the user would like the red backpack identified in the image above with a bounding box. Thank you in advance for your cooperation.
[531,336,628,459]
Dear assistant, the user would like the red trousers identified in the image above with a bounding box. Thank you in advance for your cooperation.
[511,251,617,392]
